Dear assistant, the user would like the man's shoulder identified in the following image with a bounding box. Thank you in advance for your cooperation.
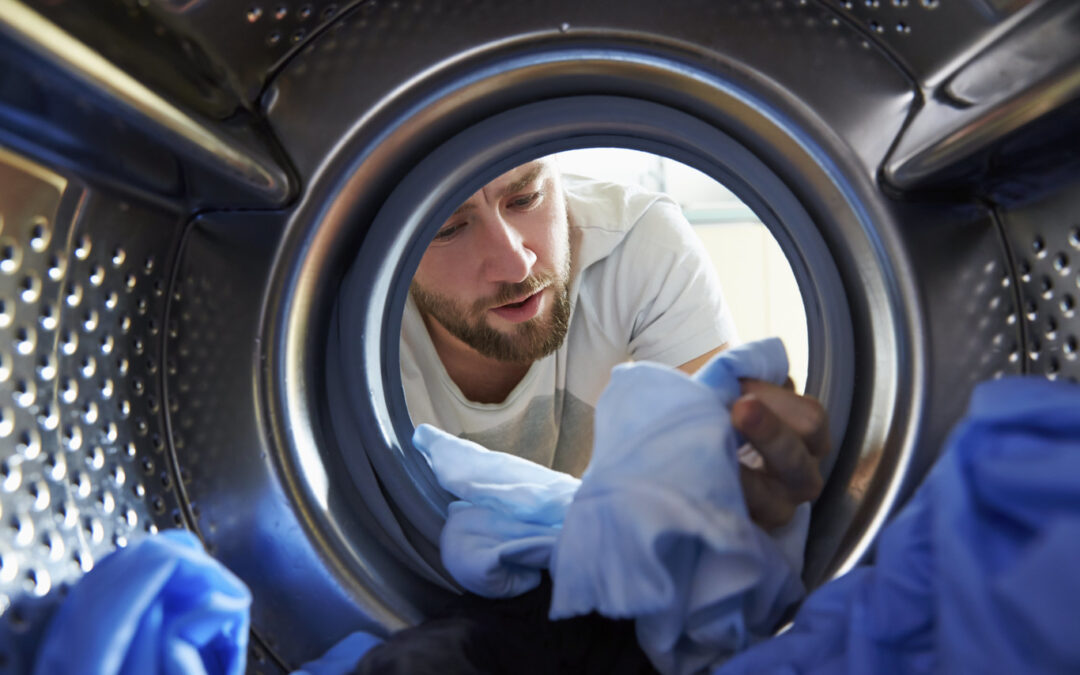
[564,175,678,272]
[564,174,672,233]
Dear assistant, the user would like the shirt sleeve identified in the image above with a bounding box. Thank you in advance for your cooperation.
[611,198,738,367]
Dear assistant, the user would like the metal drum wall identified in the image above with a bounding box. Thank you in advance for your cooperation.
[0,0,1077,671]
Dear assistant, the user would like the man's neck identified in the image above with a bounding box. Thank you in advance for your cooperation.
[422,315,532,404]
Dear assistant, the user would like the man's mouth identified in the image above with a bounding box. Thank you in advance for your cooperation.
[501,295,532,309]
[489,289,545,324]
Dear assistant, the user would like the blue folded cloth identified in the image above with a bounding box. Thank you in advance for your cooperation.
[414,338,808,674]
[718,376,1080,675]
[33,530,251,675]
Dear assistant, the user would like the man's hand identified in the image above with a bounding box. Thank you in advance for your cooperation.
[731,379,829,530]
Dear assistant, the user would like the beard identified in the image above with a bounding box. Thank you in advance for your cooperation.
[410,267,572,364]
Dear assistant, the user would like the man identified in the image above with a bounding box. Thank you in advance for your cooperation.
[401,157,827,528]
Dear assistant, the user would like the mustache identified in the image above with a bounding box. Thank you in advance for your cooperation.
[473,275,553,312]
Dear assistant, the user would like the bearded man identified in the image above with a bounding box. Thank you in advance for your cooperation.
[400,158,827,529]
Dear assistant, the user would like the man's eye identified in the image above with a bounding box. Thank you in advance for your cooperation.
[509,191,542,209]
[434,223,466,241]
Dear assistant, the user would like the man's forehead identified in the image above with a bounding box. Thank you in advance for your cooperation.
[445,160,553,219]
[464,160,548,201]
[490,160,548,188]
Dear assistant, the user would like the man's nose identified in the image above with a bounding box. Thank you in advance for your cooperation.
[480,214,536,284]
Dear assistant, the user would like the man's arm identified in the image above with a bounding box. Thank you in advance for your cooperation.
[678,350,829,530]
[626,198,827,528]
[675,344,726,375]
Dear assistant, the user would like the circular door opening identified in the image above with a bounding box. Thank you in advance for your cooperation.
[326,96,854,591]
[262,30,922,661]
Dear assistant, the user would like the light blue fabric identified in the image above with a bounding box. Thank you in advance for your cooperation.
[291,631,383,675]
[413,424,580,596]
[413,423,581,525]
[719,376,1080,675]
[33,530,251,675]
[414,338,809,674]
[549,338,805,674]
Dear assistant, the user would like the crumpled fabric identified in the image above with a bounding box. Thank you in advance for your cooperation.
[413,424,580,597]
[291,631,384,675]
[351,577,656,675]
[718,376,1080,675]
[34,530,251,675]
[414,338,808,674]
[550,338,806,675]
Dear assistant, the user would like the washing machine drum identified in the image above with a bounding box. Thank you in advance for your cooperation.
[0,0,1078,670]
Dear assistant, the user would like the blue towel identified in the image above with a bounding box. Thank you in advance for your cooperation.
[414,338,808,674]
[33,530,251,675]
[718,376,1080,675]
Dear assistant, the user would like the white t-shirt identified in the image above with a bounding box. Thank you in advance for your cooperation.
[400,176,737,476]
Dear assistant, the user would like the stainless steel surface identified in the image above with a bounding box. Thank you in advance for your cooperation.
[885,0,1080,188]
[0,0,291,207]
[18,0,243,119]
[262,0,919,633]
[265,0,917,179]
[166,212,442,667]
[0,0,1075,671]
[0,37,184,202]
[0,147,186,672]
[147,0,365,104]
[805,197,1026,579]
[17,0,360,114]
[998,182,1080,383]
[821,0,1048,86]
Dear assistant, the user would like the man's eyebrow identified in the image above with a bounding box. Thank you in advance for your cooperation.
[447,164,545,218]
[498,164,545,199]
[449,201,476,218]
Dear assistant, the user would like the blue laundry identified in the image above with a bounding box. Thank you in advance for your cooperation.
[550,339,805,675]
[291,631,384,675]
[413,422,581,525]
[718,376,1080,675]
[414,338,808,674]
[413,424,580,597]
[33,530,251,675]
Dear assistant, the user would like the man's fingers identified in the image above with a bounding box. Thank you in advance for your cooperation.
[740,466,796,531]
[732,393,823,504]
[739,380,830,461]
[732,380,832,527]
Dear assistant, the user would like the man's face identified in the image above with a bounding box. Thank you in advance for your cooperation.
[410,160,572,363]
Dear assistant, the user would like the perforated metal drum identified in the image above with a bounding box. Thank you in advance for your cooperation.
[0,0,1077,671]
